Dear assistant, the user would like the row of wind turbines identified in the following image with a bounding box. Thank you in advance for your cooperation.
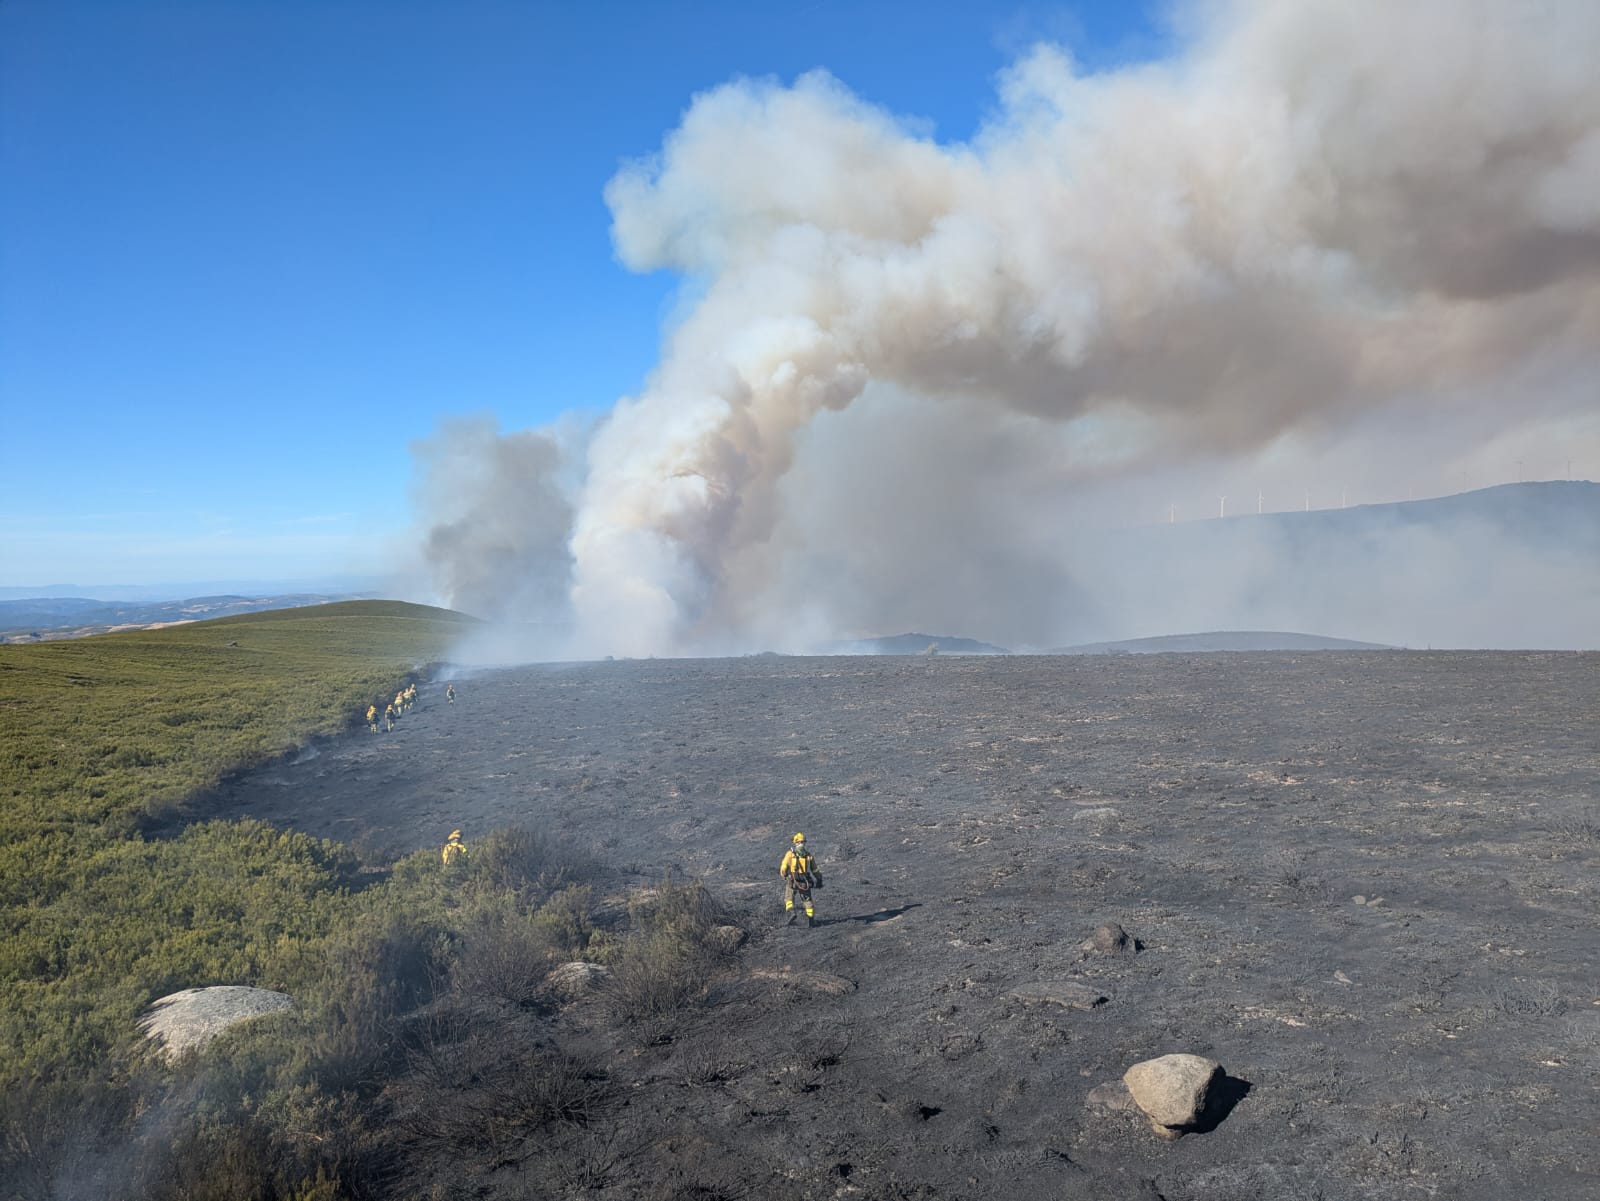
[1168,457,1581,524]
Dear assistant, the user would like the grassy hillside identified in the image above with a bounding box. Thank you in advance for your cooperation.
[0,600,473,835]
[0,601,470,1087]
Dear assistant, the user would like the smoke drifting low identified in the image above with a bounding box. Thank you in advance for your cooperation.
[418,0,1600,655]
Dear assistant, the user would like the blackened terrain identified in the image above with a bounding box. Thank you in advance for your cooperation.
[210,652,1600,1200]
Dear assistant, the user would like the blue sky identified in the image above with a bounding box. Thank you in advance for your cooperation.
[0,0,1165,590]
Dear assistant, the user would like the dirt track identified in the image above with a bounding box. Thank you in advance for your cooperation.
[211,652,1600,1200]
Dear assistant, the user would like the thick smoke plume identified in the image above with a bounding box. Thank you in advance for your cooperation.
[421,0,1600,655]
[414,417,574,625]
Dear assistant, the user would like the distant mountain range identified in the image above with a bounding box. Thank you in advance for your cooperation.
[0,594,366,642]
[1212,480,1599,552]
[0,576,389,602]
[1061,480,1599,651]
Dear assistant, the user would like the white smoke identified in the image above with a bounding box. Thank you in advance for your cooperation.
[420,0,1600,655]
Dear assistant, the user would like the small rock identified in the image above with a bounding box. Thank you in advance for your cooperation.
[1072,807,1119,822]
[1081,922,1131,955]
[1009,981,1109,1011]
[705,924,748,953]
[1351,895,1367,906]
[1085,1080,1138,1113]
[1367,897,1384,907]
[546,961,611,998]
[750,967,857,996]
[1122,1053,1221,1133]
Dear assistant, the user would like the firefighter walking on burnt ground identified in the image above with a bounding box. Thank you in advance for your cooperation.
[780,832,821,927]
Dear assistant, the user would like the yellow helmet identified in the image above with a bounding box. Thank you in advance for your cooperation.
[449,829,462,841]
[792,832,806,843]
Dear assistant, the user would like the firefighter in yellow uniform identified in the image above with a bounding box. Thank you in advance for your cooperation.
[366,704,378,733]
[780,833,820,927]
[384,703,396,732]
[394,690,406,716]
[406,683,417,709]
[441,829,467,867]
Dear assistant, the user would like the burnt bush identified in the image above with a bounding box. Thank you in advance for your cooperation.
[606,928,716,1029]
[385,1014,609,1167]
[628,873,727,939]
[449,882,599,1005]
[605,878,727,1034]
[0,1074,138,1201]
[297,909,449,1094]
[1548,805,1600,843]
[129,1117,340,1201]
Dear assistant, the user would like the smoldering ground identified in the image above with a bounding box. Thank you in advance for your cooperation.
[414,0,1600,658]
[208,651,1600,1200]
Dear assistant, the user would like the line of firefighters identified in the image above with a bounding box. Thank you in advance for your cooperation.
[365,681,459,732]
[436,827,822,929]
[365,683,416,732]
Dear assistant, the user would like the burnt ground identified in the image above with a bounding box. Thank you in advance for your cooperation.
[209,652,1600,1200]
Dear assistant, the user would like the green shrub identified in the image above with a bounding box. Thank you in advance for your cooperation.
[470,826,600,897]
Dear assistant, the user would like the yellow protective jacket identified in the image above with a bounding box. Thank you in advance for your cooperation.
[780,848,817,882]
[442,838,467,866]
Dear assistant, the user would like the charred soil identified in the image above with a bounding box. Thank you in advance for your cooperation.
[208,652,1600,1200]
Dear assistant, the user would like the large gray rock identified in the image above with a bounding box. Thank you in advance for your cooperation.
[139,986,294,1060]
[1123,1053,1222,1135]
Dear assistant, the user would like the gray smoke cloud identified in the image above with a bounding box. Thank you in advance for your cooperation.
[413,417,574,625]
[418,0,1600,655]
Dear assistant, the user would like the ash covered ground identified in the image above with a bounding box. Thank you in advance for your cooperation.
[211,652,1600,1200]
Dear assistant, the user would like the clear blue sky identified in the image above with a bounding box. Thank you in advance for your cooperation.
[0,0,1165,590]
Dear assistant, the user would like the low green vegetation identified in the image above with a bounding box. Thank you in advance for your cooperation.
[0,601,734,1200]
[0,600,476,837]
[0,605,463,1115]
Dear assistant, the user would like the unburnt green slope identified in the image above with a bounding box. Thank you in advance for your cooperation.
[0,601,470,1085]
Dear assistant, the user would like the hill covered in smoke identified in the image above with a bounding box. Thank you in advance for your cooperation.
[1067,481,1600,650]
[415,0,1600,658]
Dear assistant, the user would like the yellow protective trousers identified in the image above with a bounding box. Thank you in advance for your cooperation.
[785,881,815,917]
